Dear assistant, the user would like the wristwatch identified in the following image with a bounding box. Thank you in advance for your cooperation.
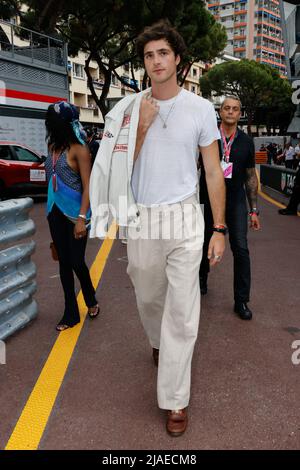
[78,214,87,220]
[212,224,228,235]
[249,208,260,216]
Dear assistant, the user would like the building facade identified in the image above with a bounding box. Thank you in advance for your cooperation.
[69,52,148,127]
[69,54,207,127]
[0,19,68,154]
[206,0,287,76]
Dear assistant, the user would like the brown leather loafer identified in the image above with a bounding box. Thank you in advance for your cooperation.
[152,348,159,367]
[166,408,188,437]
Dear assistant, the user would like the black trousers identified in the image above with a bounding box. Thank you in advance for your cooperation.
[200,194,251,303]
[47,204,97,325]
[287,167,300,212]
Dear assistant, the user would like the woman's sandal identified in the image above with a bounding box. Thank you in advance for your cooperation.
[88,304,100,318]
[56,323,71,332]
[56,319,80,331]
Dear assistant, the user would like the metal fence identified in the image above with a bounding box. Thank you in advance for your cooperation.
[0,19,67,70]
[0,198,37,341]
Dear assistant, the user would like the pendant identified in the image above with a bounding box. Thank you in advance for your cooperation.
[163,123,167,129]
[52,173,57,192]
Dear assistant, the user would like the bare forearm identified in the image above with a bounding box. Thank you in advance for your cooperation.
[79,186,90,216]
[245,168,258,209]
[201,141,226,225]
[206,170,226,225]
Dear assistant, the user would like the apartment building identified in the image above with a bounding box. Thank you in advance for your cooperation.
[70,53,207,127]
[206,0,287,76]
[69,51,147,127]
[183,62,207,94]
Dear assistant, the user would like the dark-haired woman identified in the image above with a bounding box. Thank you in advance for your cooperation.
[45,101,99,331]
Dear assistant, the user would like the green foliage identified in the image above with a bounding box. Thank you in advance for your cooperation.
[16,0,227,118]
[200,59,294,133]
[0,0,21,20]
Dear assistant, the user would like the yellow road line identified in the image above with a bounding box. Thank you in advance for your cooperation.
[256,168,300,216]
[5,222,118,450]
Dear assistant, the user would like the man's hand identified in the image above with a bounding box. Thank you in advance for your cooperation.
[139,94,159,131]
[250,214,261,231]
[134,94,159,162]
[208,232,226,266]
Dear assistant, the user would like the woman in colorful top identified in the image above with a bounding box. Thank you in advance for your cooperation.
[45,101,99,331]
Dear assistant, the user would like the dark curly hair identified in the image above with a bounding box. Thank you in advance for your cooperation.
[45,104,81,151]
[136,19,186,64]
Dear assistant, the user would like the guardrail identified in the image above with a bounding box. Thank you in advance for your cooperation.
[0,19,66,70]
[0,198,37,340]
[260,164,297,197]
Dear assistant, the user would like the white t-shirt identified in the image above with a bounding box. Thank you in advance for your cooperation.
[131,89,220,206]
[285,146,296,160]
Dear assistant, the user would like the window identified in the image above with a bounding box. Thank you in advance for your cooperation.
[192,68,197,77]
[0,146,13,161]
[72,63,85,79]
[13,147,40,162]
[191,85,196,93]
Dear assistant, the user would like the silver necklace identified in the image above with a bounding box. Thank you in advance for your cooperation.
[156,89,181,129]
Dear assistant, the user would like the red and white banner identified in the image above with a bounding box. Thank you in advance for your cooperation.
[0,87,67,110]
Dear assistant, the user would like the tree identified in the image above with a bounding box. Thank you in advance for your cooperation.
[19,0,227,119]
[0,0,21,20]
[260,66,295,135]
[199,59,294,135]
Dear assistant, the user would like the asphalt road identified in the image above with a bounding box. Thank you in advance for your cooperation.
[0,195,300,450]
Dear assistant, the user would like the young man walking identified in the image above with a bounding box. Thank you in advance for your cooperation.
[200,96,261,320]
[90,20,226,436]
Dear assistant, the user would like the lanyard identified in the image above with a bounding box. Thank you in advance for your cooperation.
[220,125,237,163]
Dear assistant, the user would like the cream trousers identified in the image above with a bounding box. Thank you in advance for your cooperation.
[127,194,204,410]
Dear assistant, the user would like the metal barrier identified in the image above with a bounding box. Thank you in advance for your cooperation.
[0,198,37,340]
[0,19,66,70]
[260,164,297,197]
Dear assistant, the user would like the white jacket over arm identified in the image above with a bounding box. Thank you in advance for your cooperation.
[89,89,149,238]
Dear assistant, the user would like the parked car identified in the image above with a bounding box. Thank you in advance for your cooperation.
[0,141,47,199]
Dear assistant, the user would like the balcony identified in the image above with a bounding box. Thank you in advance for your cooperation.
[79,106,102,124]
[220,8,235,17]
[92,79,104,89]
[0,20,66,72]
[224,20,234,28]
